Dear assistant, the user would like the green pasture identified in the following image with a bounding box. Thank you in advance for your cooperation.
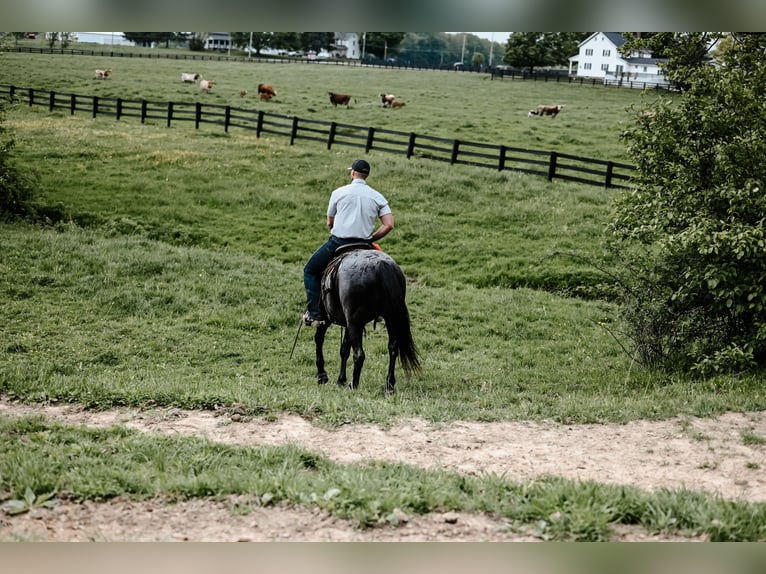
[2,50,765,541]
[0,50,666,162]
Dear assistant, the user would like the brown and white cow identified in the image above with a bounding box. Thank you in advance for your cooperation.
[380,93,396,107]
[94,69,112,79]
[199,79,215,92]
[258,83,277,98]
[328,92,353,108]
[535,104,565,117]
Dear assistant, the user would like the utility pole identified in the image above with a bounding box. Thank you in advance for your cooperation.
[248,31,253,59]
[461,33,466,63]
[361,32,366,61]
[488,32,494,67]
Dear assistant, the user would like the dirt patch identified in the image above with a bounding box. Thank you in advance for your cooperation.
[1,397,764,541]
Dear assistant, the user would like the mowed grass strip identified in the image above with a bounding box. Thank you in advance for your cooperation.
[3,413,765,541]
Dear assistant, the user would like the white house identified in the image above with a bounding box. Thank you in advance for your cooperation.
[332,33,360,59]
[568,32,668,87]
[205,32,232,51]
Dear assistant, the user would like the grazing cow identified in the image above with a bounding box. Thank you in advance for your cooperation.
[199,79,215,93]
[391,100,406,108]
[535,104,565,118]
[257,83,277,98]
[181,72,200,83]
[94,69,111,79]
[328,91,353,108]
[239,90,248,98]
[380,93,396,107]
[259,92,274,101]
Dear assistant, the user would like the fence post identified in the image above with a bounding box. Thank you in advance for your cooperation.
[28,87,34,107]
[117,99,123,120]
[141,100,148,124]
[327,122,337,149]
[195,102,202,129]
[166,101,172,127]
[498,145,507,171]
[365,127,375,152]
[93,96,99,119]
[406,132,416,159]
[224,106,231,133]
[256,110,264,137]
[290,116,299,145]
[605,161,614,189]
[451,140,460,164]
[70,94,76,115]
[547,151,558,181]
[49,91,55,111]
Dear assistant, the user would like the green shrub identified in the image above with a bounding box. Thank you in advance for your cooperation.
[0,102,41,221]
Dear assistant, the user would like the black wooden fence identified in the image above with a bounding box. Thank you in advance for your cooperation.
[1,83,636,189]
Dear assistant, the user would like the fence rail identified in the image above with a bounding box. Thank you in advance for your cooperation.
[1,83,636,190]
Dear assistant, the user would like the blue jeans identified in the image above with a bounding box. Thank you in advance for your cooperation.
[303,235,367,318]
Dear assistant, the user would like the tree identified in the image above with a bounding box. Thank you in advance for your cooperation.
[609,33,766,374]
[503,33,550,73]
[122,32,176,48]
[362,33,405,59]
[300,32,334,54]
[503,32,589,73]
[231,32,273,54]
[619,32,721,92]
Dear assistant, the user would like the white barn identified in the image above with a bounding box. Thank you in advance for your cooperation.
[568,32,669,88]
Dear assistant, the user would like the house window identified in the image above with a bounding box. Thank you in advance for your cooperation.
[585,48,593,56]
[583,62,591,70]
[602,49,610,57]
[601,63,609,71]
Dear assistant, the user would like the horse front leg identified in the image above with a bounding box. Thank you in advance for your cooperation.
[336,328,351,387]
[314,324,329,385]
[386,333,398,395]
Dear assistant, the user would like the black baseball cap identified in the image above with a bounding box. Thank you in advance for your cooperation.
[349,159,370,174]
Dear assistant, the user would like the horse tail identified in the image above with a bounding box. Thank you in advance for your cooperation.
[381,269,421,376]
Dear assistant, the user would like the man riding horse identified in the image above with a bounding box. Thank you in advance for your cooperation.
[302,159,395,327]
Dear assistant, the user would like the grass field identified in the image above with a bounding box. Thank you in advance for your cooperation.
[2,49,765,541]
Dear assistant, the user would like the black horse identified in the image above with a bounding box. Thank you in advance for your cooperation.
[314,247,420,394]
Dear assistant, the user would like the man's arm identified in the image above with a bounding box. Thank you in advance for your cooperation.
[371,213,394,241]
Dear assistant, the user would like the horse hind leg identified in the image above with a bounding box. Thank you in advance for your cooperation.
[336,328,352,387]
[386,334,398,395]
[345,325,365,390]
[314,324,329,385]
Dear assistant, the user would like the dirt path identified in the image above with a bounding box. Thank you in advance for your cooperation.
[1,398,764,541]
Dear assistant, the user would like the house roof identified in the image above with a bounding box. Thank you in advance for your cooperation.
[578,32,627,48]
[602,32,628,48]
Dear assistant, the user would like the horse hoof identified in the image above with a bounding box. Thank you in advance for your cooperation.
[317,373,329,385]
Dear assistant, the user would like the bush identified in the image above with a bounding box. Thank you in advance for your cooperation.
[0,102,41,221]
[609,34,766,374]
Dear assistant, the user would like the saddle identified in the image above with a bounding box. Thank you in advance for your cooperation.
[322,242,375,286]
[320,242,378,316]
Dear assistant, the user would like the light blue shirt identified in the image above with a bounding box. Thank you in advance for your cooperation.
[327,179,391,240]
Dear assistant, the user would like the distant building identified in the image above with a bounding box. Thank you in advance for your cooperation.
[568,32,668,87]
[332,33,360,59]
[205,32,232,51]
[76,32,133,46]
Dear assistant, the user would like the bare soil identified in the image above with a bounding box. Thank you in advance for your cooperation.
[1,397,764,541]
